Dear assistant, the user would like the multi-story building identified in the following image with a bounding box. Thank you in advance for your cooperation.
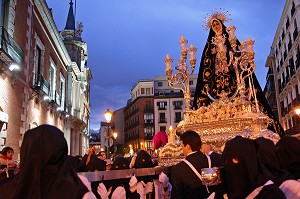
[0,0,91,155]
[265,0,300,137]
[154,74,197,133]
[60,1,92,155]
[124,80,154,151]
[264,67,279,120]
[111,107,125,145]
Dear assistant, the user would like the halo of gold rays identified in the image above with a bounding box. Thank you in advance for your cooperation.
[202,8,231,30]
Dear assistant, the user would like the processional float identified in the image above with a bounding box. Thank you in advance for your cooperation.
[159,9,280,166]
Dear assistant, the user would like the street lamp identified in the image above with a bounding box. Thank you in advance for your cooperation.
[104,109,113,158]
[113,132,118,161]
[295,107,300,116]
[105,109,112,123]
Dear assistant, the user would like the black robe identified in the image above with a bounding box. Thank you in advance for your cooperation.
[0,124,88,199]
[192,20,284,137]
[276,136,300,179]
[222,136,285,199]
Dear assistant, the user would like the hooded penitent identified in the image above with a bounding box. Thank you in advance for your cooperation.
[0,124,88,199]
[276,136,300,179]
[254,137,294,185]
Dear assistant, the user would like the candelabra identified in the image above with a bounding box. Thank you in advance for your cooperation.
[164,35,197,111]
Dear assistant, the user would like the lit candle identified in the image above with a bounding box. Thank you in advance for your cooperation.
[189,44,195,58]
[169,126,175,143]
[165,54,172,71]
[180,35,186,50]
[247,37,254,53]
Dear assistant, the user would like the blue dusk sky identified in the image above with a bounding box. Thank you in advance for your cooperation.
[46,0,285,130]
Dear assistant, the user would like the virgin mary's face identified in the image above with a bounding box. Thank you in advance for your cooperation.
[212,20,222,34]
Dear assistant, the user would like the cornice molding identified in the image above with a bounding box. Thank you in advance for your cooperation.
[36,0,72,66]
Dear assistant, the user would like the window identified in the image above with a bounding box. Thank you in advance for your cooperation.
[141,88,145,94]
[49,60,56,100]
[173,101,182,110]
[144,126,154,137]
[144,113,153,124]
[159,113,166,123]
[175,112,182,122]
[189,80,193,85]
[146,101,151,108]
[158,82,163,87]
[157,101,167,110]
[33,35,45,86]
[60,73,65,110]
[146,88,151,95]
[160,126,166,132]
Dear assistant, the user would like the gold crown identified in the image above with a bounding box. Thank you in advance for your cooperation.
[203,8,231,30]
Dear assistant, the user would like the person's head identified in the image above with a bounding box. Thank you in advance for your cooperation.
[97,151,106,160]
[211,19,222,34]
[180,130,201,156]
[1,146,14,159]
[111,157,129,170]
[201,143,212,155]
[134,150,154,168]
[276,136,300,179]
[223,136,267,199]
[1,124,89,198]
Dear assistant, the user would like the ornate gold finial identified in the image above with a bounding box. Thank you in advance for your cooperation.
[203,8,231,30]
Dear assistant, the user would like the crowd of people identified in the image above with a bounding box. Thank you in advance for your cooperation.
[0,124,299,199]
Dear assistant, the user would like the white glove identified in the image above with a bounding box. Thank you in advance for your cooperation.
[137,181,146,199]
[97,183,112,199]
[145,182,153,194]
[129,175,138,193]
[159,172,169,187]
[111,186,126,199]
[161,183,172,199]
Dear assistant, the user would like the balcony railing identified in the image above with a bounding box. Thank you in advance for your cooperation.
[0,27,23,67]
[159,118,167,123]
[144,119,154,124]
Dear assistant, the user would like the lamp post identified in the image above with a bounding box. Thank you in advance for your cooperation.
[104,109,112,158]
[113,132,118,161]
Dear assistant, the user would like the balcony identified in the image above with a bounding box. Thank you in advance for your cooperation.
[0,27,22,71]
[144,119,154,124]
[32,74,50,95]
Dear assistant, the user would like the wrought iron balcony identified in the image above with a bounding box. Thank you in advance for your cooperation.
[0,27,23,70]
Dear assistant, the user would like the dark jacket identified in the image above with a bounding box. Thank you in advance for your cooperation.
[171,151,212,199]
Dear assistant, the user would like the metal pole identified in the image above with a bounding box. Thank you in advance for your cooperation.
[113,138,115,161]
[106,125,110,159]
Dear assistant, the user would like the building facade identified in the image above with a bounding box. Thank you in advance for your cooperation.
[61,0,92,155]
[265,0,300,137]
[0,0,91,155]
[124,80,154,151]
[153,74,197,133]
